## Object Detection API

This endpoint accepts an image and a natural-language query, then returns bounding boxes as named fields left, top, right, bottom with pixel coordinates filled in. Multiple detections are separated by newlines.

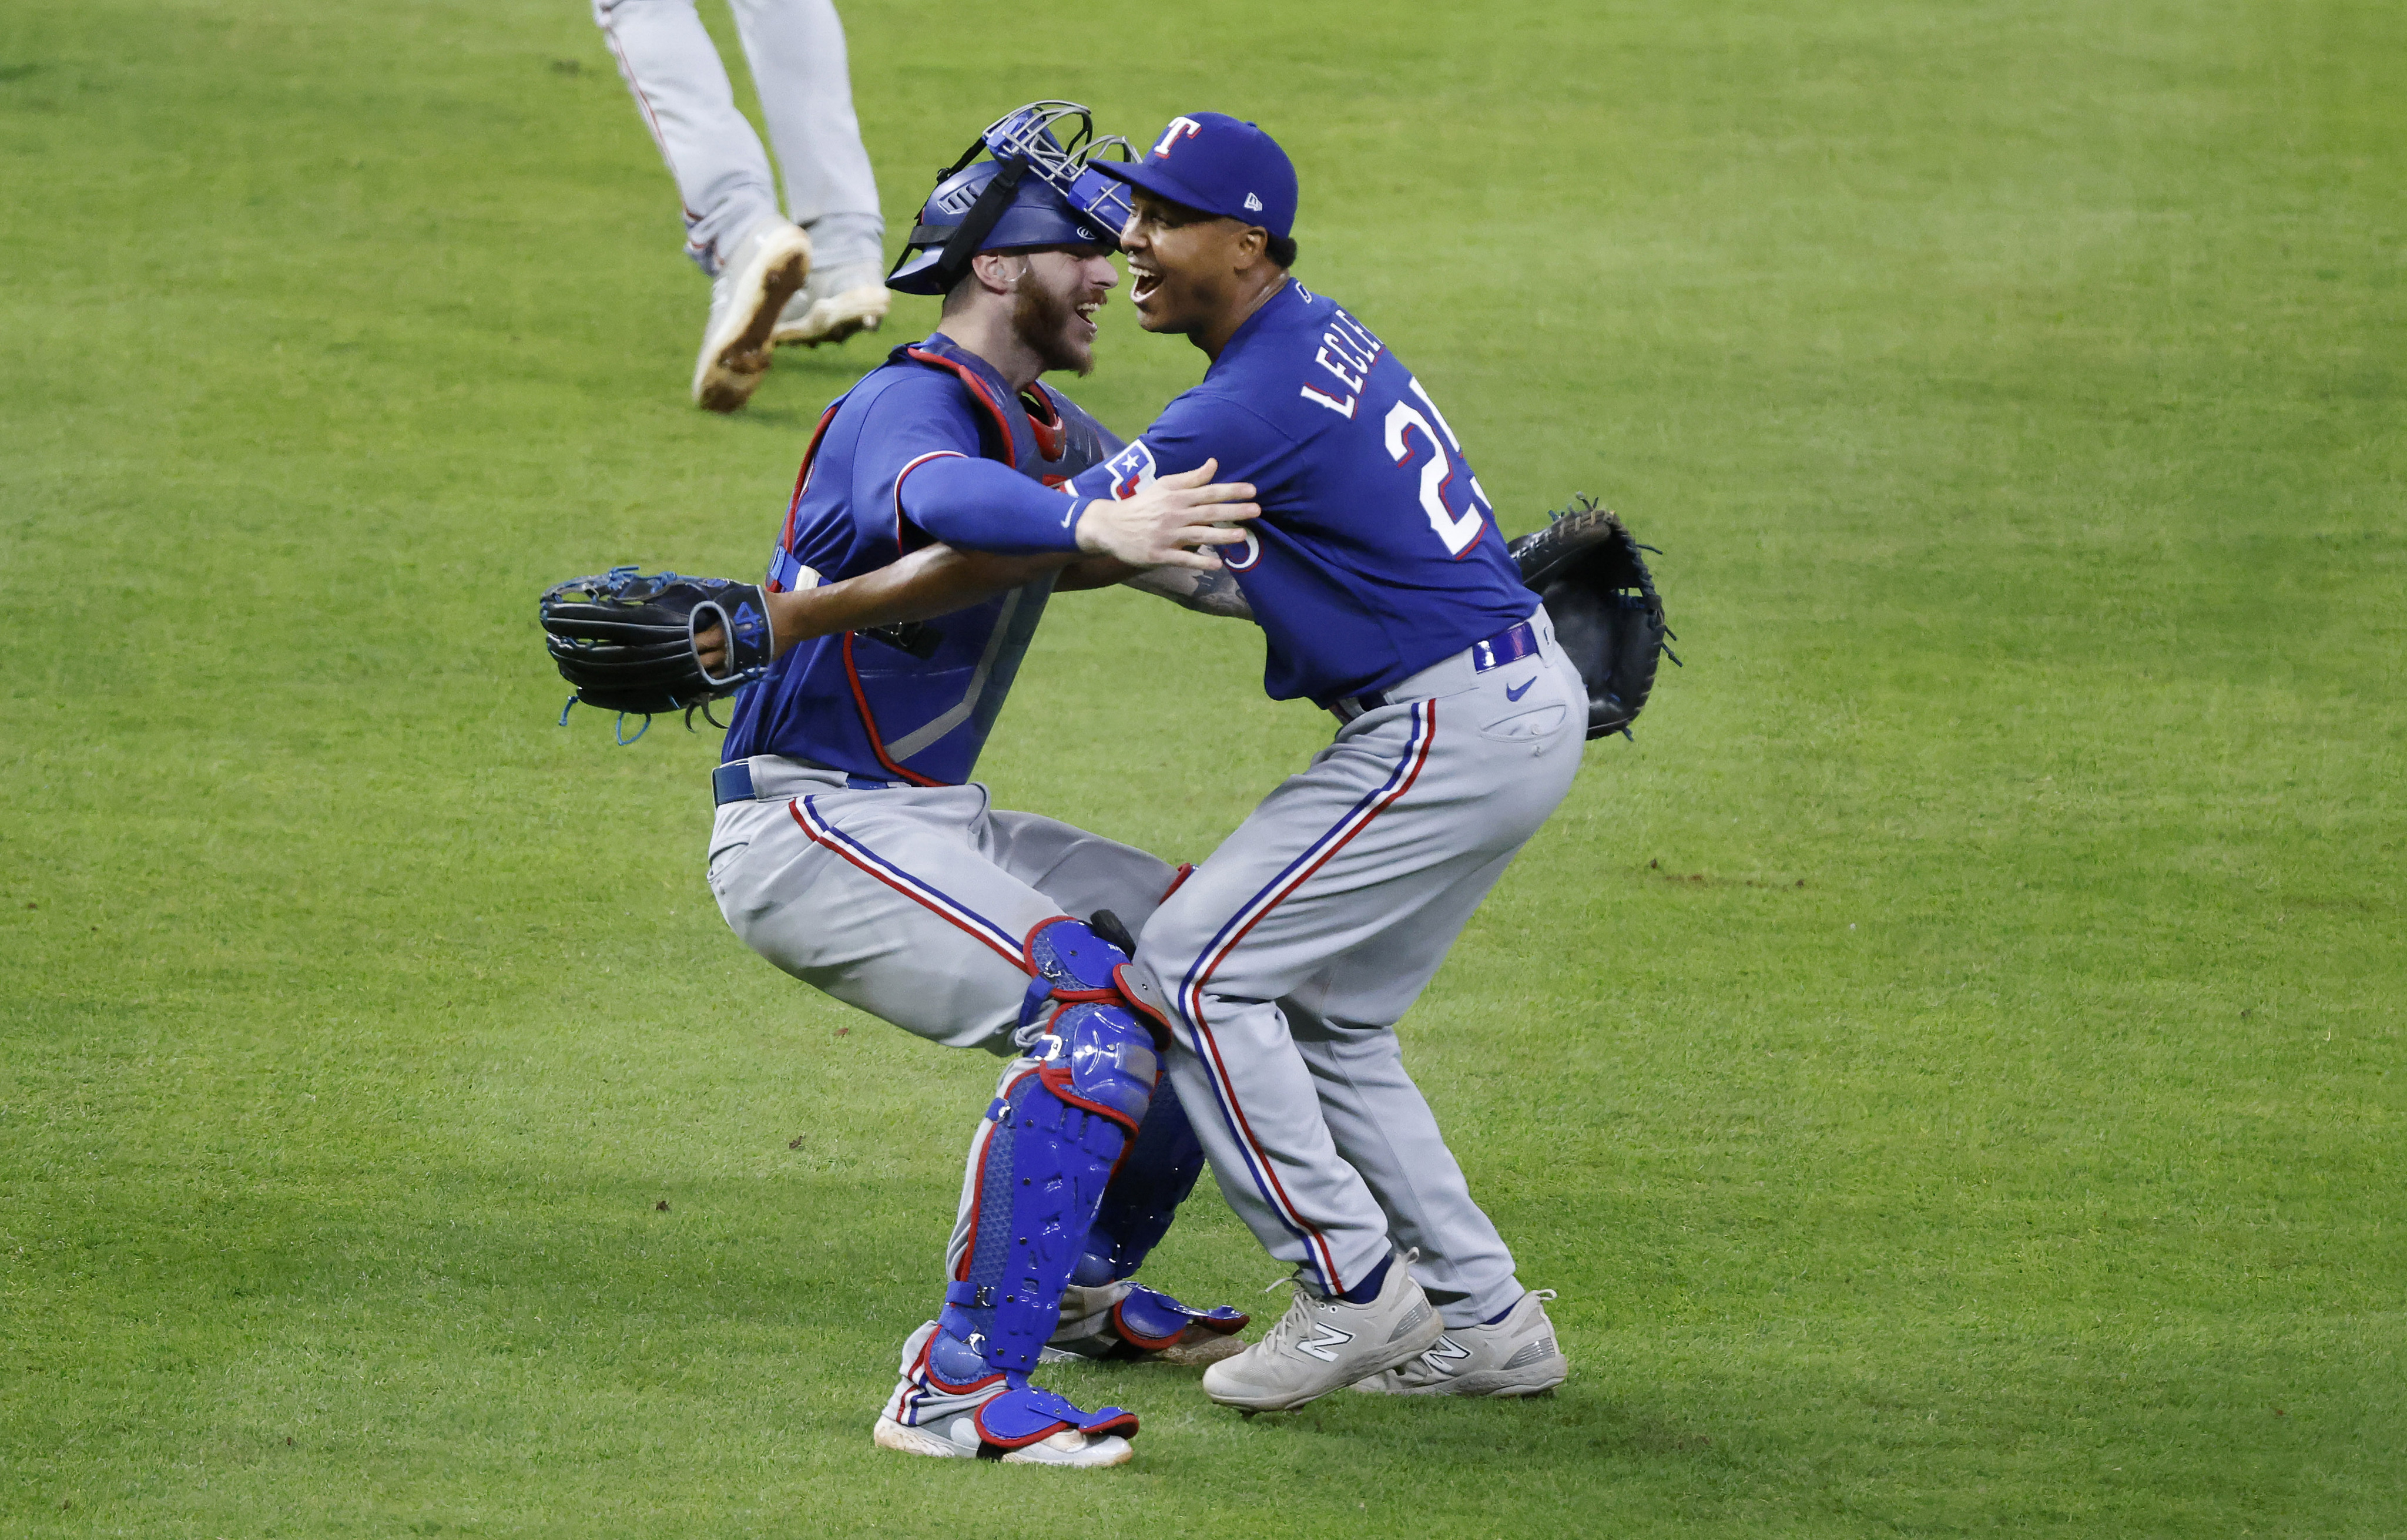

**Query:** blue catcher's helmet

left=886, top=102, right=1138, bottom=297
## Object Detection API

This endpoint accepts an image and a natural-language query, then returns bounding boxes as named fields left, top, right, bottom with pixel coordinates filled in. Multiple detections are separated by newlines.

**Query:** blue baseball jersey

left=720, top=335, right=1122, bottom=785
left=1064, top=280, right=1534, bottom=706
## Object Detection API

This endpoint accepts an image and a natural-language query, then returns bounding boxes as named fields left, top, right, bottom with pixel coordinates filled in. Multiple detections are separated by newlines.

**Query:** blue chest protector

left=720, top=334, right=1124, bottom=784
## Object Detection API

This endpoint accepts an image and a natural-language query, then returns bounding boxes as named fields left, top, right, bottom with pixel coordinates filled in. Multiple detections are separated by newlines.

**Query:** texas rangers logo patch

left=1102, top=440, right=1158, bottom=500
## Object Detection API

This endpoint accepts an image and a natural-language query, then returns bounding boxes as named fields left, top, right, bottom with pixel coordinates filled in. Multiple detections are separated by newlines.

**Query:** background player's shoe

left=1043, top=1282, right=1251, bottom=1367
left=772, top=261, right=889, bottom=348
left=1201, top=1254, right=1443, bottom=1413
left=1352, top=1288, right=1568, bottom=1398
left=691, top=217, right=812, bottom=412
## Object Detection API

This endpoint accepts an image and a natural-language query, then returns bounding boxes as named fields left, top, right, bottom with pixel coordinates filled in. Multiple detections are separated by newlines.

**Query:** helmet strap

left=923, top=160, right=1028, bottom=297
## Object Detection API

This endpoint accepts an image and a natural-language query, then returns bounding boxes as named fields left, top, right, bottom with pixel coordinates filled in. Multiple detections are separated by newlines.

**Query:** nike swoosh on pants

left=1504, top=677, right=1536, bottom=701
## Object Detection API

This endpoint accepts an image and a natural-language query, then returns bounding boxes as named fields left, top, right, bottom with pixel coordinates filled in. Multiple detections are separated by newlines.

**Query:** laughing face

left=1118, top=190, right=1255, bottom=337
left=1007, top=247, right=1118, bottom=377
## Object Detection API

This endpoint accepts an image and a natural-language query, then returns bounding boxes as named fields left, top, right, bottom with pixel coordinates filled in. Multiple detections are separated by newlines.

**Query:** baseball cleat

left=772, top=261, right=890, bottom=348
left=1043, top=1282, right=1251, bottom=1367
left=872, top=1411, right=1134, bottom=1467
left=692, top=217, right=812, bottom=412
left=1201, top=1253, right=1443, bottom=1414
left=1352, top=1289, right=1568, bottom=1398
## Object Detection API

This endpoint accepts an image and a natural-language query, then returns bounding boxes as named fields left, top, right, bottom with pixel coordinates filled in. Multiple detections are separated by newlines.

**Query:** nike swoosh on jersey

left=1505, top=677, right=1536, bottom=701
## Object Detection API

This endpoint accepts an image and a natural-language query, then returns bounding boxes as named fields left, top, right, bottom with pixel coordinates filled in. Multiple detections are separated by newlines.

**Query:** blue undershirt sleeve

left=896, top=455, right=1088, bottom=555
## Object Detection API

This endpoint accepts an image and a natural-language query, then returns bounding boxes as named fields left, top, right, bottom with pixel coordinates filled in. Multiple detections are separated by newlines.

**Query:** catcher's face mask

left=886, top=102, right=1138, bottom=297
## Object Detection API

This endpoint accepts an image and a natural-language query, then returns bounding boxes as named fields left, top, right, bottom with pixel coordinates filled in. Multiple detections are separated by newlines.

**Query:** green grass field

left=4, top=1, right=2402, bottom=1534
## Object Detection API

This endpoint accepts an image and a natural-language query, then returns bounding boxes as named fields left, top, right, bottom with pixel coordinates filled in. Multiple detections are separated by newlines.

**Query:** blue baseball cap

left=1094, top=112, right=1298, bottom=239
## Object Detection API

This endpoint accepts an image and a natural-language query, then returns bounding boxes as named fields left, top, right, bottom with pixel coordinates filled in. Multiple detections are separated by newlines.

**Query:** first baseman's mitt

left=1507, top=498, right=1678, bottom=740
left=539, top=566, right=773, bottom=734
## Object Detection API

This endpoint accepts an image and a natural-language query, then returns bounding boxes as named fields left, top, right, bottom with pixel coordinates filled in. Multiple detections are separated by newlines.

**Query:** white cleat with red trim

left=872, top=1411, right=1132, bottom=1467
left=877, top=1320, right=1139, bottom=1467
left=1201, top=1253, right=1442, bottom=1414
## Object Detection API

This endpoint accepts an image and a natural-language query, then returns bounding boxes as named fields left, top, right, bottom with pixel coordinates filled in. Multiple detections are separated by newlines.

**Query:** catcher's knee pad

left=943, top=989, right=1161, bottom=1376
left=1072, top=1074, right=1206, bottom=1288
left=1018, top=916, right=1168, bottom=1051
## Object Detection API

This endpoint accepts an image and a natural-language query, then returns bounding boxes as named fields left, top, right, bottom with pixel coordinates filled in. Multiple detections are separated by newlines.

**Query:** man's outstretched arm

left=1055, top=558, right=1254, bottom=619
left=695, top=544, right=1077, bottom=671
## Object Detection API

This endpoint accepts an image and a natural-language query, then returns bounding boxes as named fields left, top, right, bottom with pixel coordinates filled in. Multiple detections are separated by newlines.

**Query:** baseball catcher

left=540, top=104, right=1270, bottom=1468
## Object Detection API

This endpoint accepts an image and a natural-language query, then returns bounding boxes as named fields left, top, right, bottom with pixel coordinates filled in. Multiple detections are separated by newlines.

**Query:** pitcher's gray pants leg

left=1133, top=630, right=1586, bottom=1328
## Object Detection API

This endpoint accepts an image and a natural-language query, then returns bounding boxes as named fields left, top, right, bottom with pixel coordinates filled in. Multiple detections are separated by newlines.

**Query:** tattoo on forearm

left=1178, top=569, right=1252, bottom=618
left=1125, top=564, right=1253, bottom=619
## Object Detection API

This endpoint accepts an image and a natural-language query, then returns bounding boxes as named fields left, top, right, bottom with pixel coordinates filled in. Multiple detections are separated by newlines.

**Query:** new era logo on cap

left=1097, top=112, right=1299, bottom=239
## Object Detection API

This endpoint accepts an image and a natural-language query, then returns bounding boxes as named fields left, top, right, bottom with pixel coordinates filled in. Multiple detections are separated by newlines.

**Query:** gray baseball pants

left=706, top=766, right=1176, bottom=1053
left=592, top=0, right=883, bottom=276
left=1129, top=607, right=1587, bottom=1328
left=708, top=765, right=1188, bottom=1419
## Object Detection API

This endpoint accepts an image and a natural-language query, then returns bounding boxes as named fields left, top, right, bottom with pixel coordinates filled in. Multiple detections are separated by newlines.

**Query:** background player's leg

left=591, top=0, right=783, bottom=275
left=725, top=0, right=883, bottom=273
left=725, top=0, right=888, bottom=347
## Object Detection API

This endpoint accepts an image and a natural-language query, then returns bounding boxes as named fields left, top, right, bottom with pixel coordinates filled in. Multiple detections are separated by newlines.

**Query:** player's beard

left=1012, top=270, right=1095, bottom=378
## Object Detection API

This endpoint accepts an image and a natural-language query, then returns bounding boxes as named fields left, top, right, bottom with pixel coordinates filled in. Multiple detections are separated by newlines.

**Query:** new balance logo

left=1417, top=1336, right=1471, bottom=1375
left=1244, top=192, right=1264, bottom=212
left=1296, top=1320, right=1355, bottom=1363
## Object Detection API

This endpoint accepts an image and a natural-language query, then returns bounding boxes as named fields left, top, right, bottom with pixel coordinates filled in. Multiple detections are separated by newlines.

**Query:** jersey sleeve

left=897, top=457, right=1087, bottom=555
left=1063, top=389, right=1292, bottom=508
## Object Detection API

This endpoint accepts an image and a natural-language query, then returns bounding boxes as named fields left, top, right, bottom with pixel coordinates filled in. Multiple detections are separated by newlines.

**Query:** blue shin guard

left=1059, top=1016, right=1252, bottom=1354
left=1078, top=1075, right=1207, bottom=1286
left=915, top=920, right=1161, bottom=1445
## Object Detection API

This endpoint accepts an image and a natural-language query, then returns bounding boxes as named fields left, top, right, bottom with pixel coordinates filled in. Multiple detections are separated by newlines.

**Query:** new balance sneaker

left=1352, top=1289, right=1568, bottom=1398
left=1201, top=1255, right=1443, bottom=1413
left=771, top=261, right=890, bottom=348
left=692, top=217, right=812, bottom=412
left=1042, top=1282, right=1251, bottom=1367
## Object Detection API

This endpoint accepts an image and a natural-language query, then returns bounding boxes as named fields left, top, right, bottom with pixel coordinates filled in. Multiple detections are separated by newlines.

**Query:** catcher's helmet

left=886, top=102, right=1137, bottom=297
left=886, top=161, right=1111, bottom=296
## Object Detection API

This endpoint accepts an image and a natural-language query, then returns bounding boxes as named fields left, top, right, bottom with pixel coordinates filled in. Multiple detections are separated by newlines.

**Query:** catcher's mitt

left=1507, top=498, right=1678, bottom=740
left=539, top=566, right=774, bottom=739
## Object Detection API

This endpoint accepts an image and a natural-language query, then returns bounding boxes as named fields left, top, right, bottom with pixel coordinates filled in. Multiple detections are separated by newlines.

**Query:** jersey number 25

left=1383, top=377, right=1491, bottom=558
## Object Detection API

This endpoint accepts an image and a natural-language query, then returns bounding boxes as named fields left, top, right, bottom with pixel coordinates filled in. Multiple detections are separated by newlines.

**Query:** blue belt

left=1330, top=618, right=1541, bottom=720
left=712, top=759, right=911, bottom=804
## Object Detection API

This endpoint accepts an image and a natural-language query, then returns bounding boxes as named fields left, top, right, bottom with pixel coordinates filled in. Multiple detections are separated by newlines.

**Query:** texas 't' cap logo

left=1151, top=116, right=1203, bottom=158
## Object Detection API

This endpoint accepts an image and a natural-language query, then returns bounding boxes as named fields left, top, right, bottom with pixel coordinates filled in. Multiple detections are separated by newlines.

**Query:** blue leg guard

left=931, top=919, right=1160, bottom=1404
left=1058, top=1038, right=1251, bottom=1356
left=1076, top=1075, right=1207, bottom=1287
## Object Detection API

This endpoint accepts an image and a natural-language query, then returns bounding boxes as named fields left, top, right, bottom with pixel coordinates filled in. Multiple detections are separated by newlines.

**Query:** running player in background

left=592, top=0, right=891, bottom=411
